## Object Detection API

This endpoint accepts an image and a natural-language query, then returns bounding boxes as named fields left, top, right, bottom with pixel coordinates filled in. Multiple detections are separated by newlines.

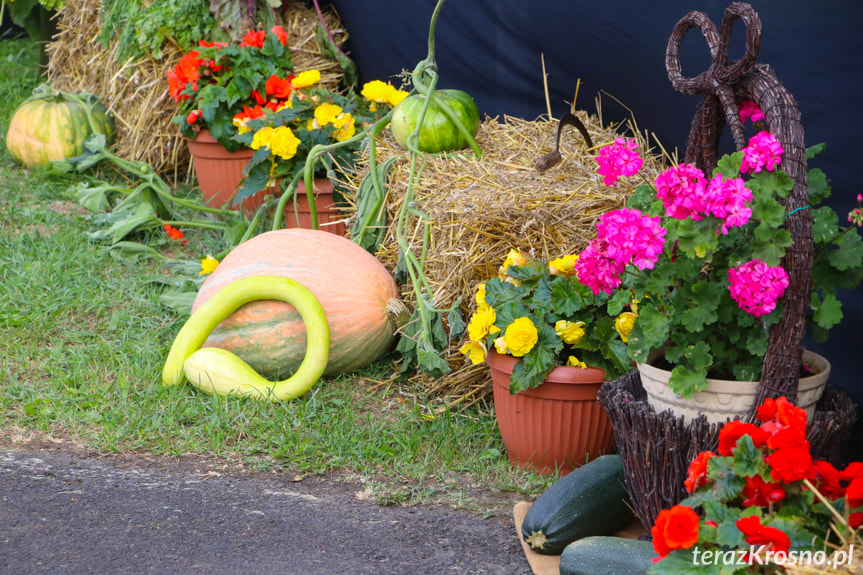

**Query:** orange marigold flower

left=650, top=505, right=700, bottom=557
left=684, top=451, right=715, bottom=493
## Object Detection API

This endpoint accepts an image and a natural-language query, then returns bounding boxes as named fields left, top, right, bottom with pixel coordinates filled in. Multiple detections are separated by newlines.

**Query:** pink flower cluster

left=738, top=100, right=764, bottom=123
left=741, top=131, right=784, bottom=174
left=595, top=138, right=643, bottom=187
left=653, top=163, right=753, bottom=235
left=575, top=208, right=667, bottom=294
left=728, top=259, right=790, bottom=317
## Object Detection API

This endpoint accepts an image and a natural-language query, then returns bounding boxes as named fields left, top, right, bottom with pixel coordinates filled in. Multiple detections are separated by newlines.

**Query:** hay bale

left=337, top=111, right=669, bottom=406
left=45, top=0, right=348, bottom=177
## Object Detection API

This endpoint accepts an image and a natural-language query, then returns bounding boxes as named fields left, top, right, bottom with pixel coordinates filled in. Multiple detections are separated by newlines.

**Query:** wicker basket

left=597, top=1, right=858, bottom=534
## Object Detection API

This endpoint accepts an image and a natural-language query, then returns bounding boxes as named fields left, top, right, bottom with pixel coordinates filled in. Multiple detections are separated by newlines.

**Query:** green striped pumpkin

left=191, top=229, right=406, bottom=379
left=6, top=87, right=115, bottom=168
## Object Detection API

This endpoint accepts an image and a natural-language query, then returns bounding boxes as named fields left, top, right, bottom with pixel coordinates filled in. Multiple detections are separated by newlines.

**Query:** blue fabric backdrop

left=329, top=0, right=862, bottom=457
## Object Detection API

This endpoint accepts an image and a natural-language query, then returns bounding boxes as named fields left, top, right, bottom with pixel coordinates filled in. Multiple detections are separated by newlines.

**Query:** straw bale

left=337, top=111, right=669, bottom=406
left=44, top=0, right=348, bottom=177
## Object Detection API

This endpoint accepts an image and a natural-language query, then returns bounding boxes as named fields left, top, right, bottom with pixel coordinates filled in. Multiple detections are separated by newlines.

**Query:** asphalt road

left=0, top=448, right=532, bottom=575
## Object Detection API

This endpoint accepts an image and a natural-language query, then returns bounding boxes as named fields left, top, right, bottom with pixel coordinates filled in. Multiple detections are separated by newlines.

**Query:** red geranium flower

left=718, top=421, right=769, bottom=456
left=270, top=25, right=288, bottom=46
left=767, top=446, right=813, bottom=484
left=651, top=505, right=700, bottom=557
left=850, top=512, right=863, bottom=529
left=685, top=450, right=715, bottom=493
left=809, top=460, right=844, bottom=500
left=847, top=478, right=863, bottom=509
left=841, top=462, right=863, bottom=482
left=240, top=30, right=266, bottom=48
left=736, top=515, right=790, bottom=554
left=741, top=475, right=786, bottom=507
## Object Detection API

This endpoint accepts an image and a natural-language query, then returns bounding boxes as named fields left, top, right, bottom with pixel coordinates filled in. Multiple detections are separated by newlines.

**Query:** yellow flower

left=361, top=80, right=392, bottom=103
left=291, top=69, right=321, bottom=89
left=555, top=320, right=586, bottom=345
left=475, top=282, right=486, bottom=306
left=499, top=248, right=528, bottom=277
left=467, top=304, right=500, bottom=341
left=503, top=317, right=538, bottom=357
left=615, top=312, right=638, bottom=343
left=549, top=254, right=579, bottom=276
left=493, top=336, right=508, bottom=355
left=199, top=255, right=219, bottom=275
left=314, top=102, right=343, bottom=126
left=250, top=126, right=275, bottom=150
left=387, top=88, right=409, bottom=107
left=333, top=113, right=355, bottom=142
left=566, top=356, right=587, bottom=368
left=268, top=126, right=301, bottom=160
left=276, top=98, right=294, bottom=112
left=460, top=339, right=487, bottom=364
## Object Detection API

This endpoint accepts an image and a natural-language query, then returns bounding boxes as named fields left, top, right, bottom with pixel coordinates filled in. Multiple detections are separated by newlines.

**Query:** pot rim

left=486, top=349, right=606, bottom=385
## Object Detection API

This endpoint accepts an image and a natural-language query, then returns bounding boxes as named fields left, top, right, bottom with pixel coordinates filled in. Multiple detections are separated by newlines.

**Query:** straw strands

left=338, top=111, right=669, bottom=406
left=45, top=0, right=348, bottom=177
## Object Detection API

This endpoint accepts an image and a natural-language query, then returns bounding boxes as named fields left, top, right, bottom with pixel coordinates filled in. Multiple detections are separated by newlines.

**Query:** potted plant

left=229, top=75, right=405, bottom=232
left=574, top=118, right=863, bottom=423
left=648, top=395, right=863, bottom=574
left=460, top=249, right=632, bottom=474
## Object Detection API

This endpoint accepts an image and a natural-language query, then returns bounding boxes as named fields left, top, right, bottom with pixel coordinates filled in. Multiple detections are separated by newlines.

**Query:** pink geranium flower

left=728, top=259, right=789, bottom=317
left=739, top=99, right=764, bottom=123
left=654, top=163, right=709, bottom=220
left=741, top=131, right=784, bottom=174
left=704, top=173, right=754, bottom=234
left=595, top=138, right=643, bottom=187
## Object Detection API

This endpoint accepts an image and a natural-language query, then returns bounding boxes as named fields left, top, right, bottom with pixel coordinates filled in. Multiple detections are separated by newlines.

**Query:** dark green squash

left=390, top=89, right=479, bottom=153
left=559, top=536, right=656, bottom=575
left=521, top=454, right=634, bottom=555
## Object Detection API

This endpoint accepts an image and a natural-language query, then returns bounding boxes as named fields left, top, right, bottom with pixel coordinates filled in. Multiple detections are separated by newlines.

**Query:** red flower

left=809, top=460, right=844, bottom=500
left=847, top=478, right=863, bottom=509
left=240, top=30, right=266, bottom=48
left=765, top=424, right=809, bottom=451
left=167, top=50, right=203, bottom=102
left=232, top=104, right=265, bottom=125
left=198, top=40, right=229, bottom=48
left=251, top=90, right=266, bottom=106
left=755, top=397, right=778, bottom=422
left=164, top=225, right=185, bottom=243
left=774, top=396, right=807, bottom=430
left=718, top=421, right=769, bottom=456
left=186, top=110, right=201, bottom=125
left=766, top=446, right=813, bottom=484
left=265, top=75, right=293, bottom=100
left=841, top=462, right=863, bottom=482
left=270, top=25, right=288, bottom=46
left=850, top=512, right=863, bottom=529
left=736, top=515, right=790, bottom=554
left=685, top=451, right=715, bottom=493
left=741, top=475, right=786, bottom=507
left=651, top=505, right=700, bottom=557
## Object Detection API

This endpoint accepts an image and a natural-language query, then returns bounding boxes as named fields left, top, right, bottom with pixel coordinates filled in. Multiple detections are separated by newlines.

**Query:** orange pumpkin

left=192, top=229, right=404, bottom=378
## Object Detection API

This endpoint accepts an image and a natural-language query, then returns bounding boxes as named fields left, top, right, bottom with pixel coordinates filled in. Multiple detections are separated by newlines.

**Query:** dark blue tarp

left=330, top=0, right=862, bottom=455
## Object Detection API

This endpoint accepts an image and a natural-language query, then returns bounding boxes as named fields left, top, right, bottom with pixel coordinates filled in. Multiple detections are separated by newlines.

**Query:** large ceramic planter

left=184, top=130, right=346, bottom=234
left=487, top=350, right=616, bottom=475
left=638, top=350, right=830, bottom=424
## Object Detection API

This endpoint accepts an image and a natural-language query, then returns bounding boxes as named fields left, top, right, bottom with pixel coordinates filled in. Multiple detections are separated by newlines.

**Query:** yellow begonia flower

left=387, top=89, right=409, bottom=107
left=269, top=126, right=301, bottom=160
left=567, top=356, right=587, bottom=368
left=333, top=113, right=355, bottom=142
left=493, top=336, right=508, bottom=355
left=615, top=312, right=638, bottom=343
left=291, top=70, right=321, bottom=89
left=314, top=102, right=343, bottom=126
left=467, top=304, right=500, bottom=341
left=499, top=248, right=528, bottom=277
left=250, top=126, right=276, bottom=150
left=549, top=254, right=579, bottom=276
left=555, top=320, right=586, bottom=345
left=361, top=80, right=391, bottom=103
left=503, top=317, right=538, bottom=357
left=199, top=255, right=219, bottom=275
left=460, top=339, right=487, bottom=364
left=475, top=283, right=486, bottom=306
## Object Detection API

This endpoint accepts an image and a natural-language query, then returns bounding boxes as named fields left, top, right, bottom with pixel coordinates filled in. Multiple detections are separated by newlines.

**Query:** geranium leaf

left=750, top=229, right=791, bottom=266
left=749, top=169, right=794, bottom=199
left=811, top=206, right=839, bottom=244
left=828, top=230, right=863, bottom=271
left=681, top=282, right=720, bottom=332
left=750, top=193, right=786, bottom=229
left=626, top=183, right=657, bottom=211
left=626, top=304, right=669, bottom=363
left=669, top=365, right=708, bottom=397
left=683, top=341, right=713, bottom=373
left=807, top=167, right=831, bottom=205
left=607, top=288, right=632, bottom=316
left=715, top=151, right=744, bottom=178
left=813, top=292, right=843, bottom=330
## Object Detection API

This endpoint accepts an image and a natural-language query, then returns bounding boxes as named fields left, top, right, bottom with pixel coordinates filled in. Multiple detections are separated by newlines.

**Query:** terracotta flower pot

left=184, top=130, right=346, bottom=235
left=637, top=349, right=830, bottom=424
left=487, top=350, right=616, bottom=475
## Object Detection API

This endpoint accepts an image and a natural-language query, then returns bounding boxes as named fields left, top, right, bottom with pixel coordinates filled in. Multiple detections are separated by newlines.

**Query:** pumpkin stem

left=386, top=298, right=412, bottom=330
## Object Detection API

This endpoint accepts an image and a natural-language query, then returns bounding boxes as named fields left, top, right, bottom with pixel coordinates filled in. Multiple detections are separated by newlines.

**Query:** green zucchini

left=559, top=536, right=655, bottom=575
left=521, top=454, right=633, bottom=555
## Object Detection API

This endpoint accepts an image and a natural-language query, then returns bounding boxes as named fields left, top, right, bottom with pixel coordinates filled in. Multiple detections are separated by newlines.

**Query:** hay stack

left=45, top=0, right=348, bottom=177
left=338, top=111, right=669, bottom=406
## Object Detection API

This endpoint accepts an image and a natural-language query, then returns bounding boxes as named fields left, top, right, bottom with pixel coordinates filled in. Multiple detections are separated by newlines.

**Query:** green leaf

left=812, top=292, right=843, bottom=330
left=626, top=183, right=657, bottom=211
left=807, top=167, right=831, bottom=205
left=647, top=549, right=722, bottom=575
left=626, top=303, right=670, bottom=363
left=750, top=229, right=791, bottom=266
left=417, top=347, right=450, bottom=378
left=669, top=365, right=708, bottom=397
left=828, top=230, right=863, bottom=271
left=715, top=151, right=744, bottom=178
left=607, top=288, right=632, bottom=316
left=806, top=143, right=827, bottom=160
left=731, top=435, right=764, bottom=477
left=158, top=291, right=197, bottom=315
left=748, top=169, right=794, bottom=199
left=680, top=282, right=720, bottom=332
left=549, top=276, right=590, bottom=316
left=750, top=193, right=786, bottom=229
left=447, top=304, right=467, bottom=345
left=811, top=206, right=840, bottom=244
left=684, top=341, right=713, bottom=373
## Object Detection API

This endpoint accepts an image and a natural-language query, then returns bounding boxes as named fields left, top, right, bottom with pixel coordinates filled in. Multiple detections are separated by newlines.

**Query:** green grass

left=0, top=38, right=551, bottom=510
